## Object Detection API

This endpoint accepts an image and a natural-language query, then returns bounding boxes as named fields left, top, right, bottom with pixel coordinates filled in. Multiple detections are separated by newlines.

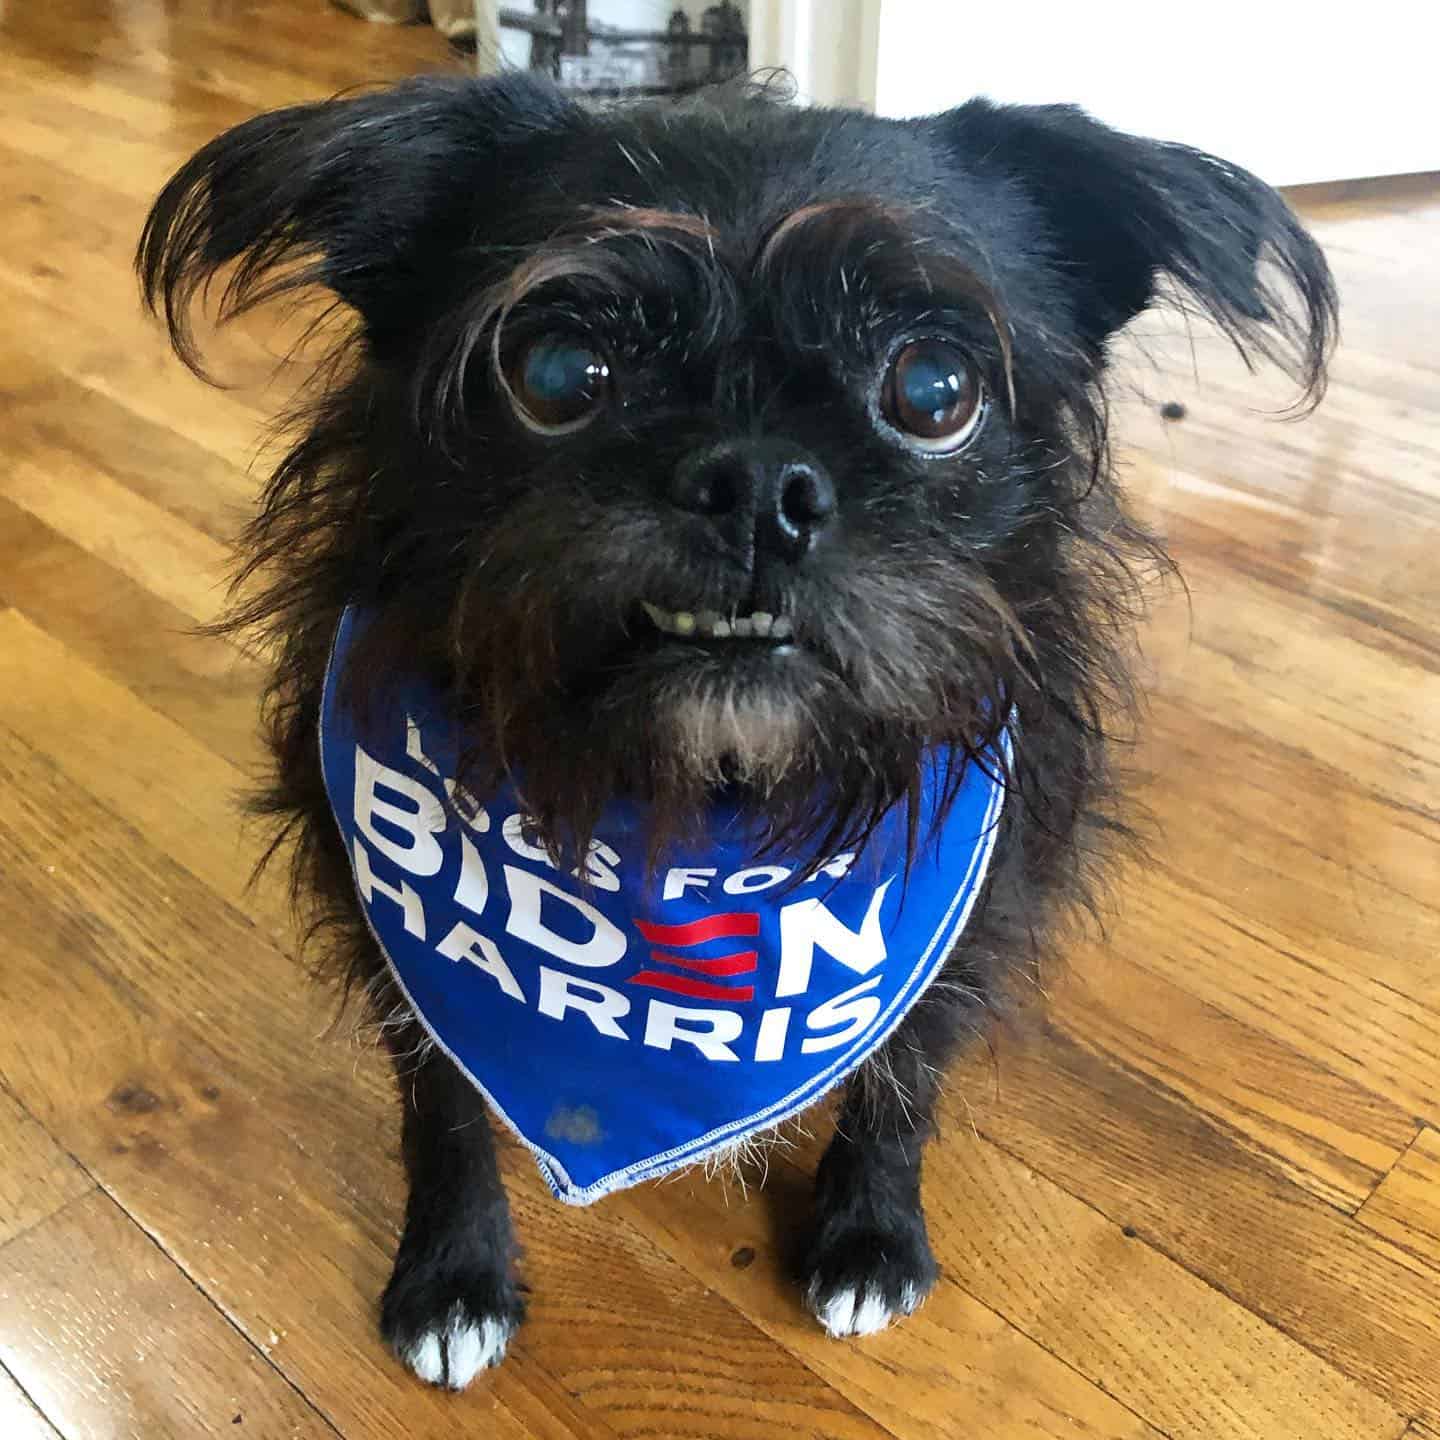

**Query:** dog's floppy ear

left=937, top=100, right=1337, bottom=403
left=138, top=73, right=581, bottom=374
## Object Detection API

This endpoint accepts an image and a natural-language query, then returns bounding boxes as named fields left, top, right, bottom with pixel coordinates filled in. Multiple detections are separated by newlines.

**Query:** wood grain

left=2, top=1, right=1437, bottom=1437
left=1359, top=1129, right=1440, bottom=1272
left=950, top=1020, right=1440, bottom=1421
left=617, top=1104, right=1407, bottom=1440
left=0, top=1089, right=92, bottom=1250
left=0, top=1190, right=336, bottom=1438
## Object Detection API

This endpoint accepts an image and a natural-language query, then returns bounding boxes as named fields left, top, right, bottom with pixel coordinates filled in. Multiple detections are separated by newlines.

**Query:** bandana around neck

left=319, top=608, right=1010, bottom=1204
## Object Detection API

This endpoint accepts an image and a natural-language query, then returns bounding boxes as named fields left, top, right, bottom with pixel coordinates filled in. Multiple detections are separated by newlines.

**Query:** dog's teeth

left=642, top=604, right=792, bottom=641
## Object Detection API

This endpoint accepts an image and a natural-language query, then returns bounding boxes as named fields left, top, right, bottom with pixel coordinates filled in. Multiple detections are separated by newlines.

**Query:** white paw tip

left=402, top=1305, right=513, bottom=1389
left=404, top=1329, right=445, bottom=1385
left=812, top=1285, right=889, bottom=1338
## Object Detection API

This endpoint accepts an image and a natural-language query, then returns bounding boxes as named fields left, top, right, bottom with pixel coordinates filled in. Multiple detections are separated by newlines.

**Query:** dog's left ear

left=935, top=100, right=1338, bottom=403
left=138, top=73, right=583, bottom=375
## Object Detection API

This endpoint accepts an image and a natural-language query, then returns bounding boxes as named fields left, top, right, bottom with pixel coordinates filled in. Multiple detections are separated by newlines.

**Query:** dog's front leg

left=380, top=1020, right=525, bottom=1387
left=802, top=1034, right=943, bottom=1338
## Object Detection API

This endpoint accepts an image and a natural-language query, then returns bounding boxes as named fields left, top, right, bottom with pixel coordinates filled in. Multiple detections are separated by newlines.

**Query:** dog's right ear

left=138, top=73, right=581, bottom=375
left=933, top=99, right=1337, bottom=408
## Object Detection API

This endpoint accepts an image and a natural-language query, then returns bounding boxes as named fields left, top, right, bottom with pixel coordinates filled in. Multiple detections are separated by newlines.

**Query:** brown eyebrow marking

left=581, top=205, right=720, bottom=242
left=757, top=198, right=1016, bottom=415
left=755, top=198, right=918, bottom=272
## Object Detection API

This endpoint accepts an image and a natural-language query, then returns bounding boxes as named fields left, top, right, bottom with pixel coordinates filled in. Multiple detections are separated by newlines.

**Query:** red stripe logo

left=634, top=913, right=759, bottom=945
left=647, top=950, right=757, bottom=977
left=629, top=912, right=762, bottom=1002
left=628, top=971, right=756, bottom=1003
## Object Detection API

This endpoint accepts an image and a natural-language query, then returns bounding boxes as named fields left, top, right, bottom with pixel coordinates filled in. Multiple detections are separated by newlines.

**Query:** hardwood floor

left=1, top=4, right=1436, bottom=1436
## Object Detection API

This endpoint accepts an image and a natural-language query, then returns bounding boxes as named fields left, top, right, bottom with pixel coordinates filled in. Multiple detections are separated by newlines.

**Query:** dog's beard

left=374, top=489, right=1031, bottom=869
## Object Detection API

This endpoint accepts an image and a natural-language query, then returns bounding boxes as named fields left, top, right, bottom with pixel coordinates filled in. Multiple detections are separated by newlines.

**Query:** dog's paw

left=381, top=1264, right=524, bottom=1389
left=394, top=1300, right=516, bottom=1389
left=802, top=1220, right=937, bottom=1339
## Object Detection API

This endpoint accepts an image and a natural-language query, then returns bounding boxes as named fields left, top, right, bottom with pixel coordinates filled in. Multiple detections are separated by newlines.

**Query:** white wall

left=749, top=0, right=878, bottom=108
left=868, top=0, right=1437, bottom=186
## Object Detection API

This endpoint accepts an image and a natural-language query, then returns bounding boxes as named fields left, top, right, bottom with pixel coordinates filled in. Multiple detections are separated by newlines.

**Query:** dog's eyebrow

left=754, top=199, right=917, bottom=273
left=756, top=199, right=1016, bottom=413
left=581, top=205, right=719, bottom=243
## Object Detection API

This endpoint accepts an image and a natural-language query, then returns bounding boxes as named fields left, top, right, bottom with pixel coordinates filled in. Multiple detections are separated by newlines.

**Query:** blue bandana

left=320, top=609, right=1009, bottom=1204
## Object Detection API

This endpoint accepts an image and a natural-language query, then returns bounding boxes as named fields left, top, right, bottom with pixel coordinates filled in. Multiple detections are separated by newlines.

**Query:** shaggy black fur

left=138, top=73, right=1335, bottom=1380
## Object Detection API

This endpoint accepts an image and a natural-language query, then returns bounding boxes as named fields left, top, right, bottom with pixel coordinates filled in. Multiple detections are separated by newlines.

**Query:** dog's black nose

left=670, top=441, right=836, bottom=561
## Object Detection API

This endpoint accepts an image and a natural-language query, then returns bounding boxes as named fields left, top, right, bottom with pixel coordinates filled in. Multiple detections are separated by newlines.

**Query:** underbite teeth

left=642, top=604, right=793, bottom=641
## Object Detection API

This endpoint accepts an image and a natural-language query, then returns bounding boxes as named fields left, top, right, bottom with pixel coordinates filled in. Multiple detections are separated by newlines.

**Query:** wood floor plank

left=0, top=363, right=258, bottom=544
left=1358, top=1129, right=1440, bottom=1272
left=0, top=1189, right=337, bottom=1439
left=0, top=609, right=288, bottom=937
left=954, top=1017, right=1440, bottom=1424
left=922, top=1137, right=1402, bottom=1440
left=1048, top=957, right=1417, bottom=1213
left=0, top=499, right=263, bottom=769
left=1123, top=867, right=1440, bottom=1128
left=0, top=280, right=272, bottom=477
left=0, top=0, right=454, bottom=120
left=0, top=1366, right=62, bottom=1440
left=621, top=1160, right=1167, bottom=1440
left=0, top=1090, right=92, bottom=1251
left=619, top=1124, right=1406, bottom=1440
left=0, top=452, right=229, bottom=627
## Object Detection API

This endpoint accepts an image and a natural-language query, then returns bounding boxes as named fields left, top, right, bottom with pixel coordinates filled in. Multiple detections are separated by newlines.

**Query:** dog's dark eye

left=510, top=336, right=611, bottom=433
left=880, top=341, right=984, bottom=454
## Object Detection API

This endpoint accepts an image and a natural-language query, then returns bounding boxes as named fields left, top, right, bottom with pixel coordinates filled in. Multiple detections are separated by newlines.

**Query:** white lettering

left=775, top=879, right=894, bottom=998
left=352, top=836, right=426, bottom=940
left=502, top=814, right=621, bottom=893
left=807, top=853, right=856, bottom=882
left=753, top=1006, right=792, bottom=1062
left=504, top=866, right=627, bottom=968
left=643, top=1002, right=743, bottom=1061
left=723, top=865, right=791, bottom=895
left=663, top=865, right=716, bottom=901
left=801, top=975, right=883, bottom=1054
left=353, top=744, right=445, bottom=876
left=453, top=834, right=489, bottom=917
left=537, top=968, right=631, bottom=1038
left=406, top=716, right=490, bottom=832
left=577, top=838, right=622, bottom=894
left=502, top=813, right=549, bottom=864
left=435, top=922, right=524, bottom=1002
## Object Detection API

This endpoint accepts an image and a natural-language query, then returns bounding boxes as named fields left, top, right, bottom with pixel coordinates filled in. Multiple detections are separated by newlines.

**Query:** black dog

left=139, top=74, right=1335, bottom=1387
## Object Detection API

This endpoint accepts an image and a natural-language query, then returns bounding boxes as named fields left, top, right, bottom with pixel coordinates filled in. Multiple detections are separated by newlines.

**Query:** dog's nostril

left=671, top=446, right=834, bottom=561
left=693, top=465, right=739, bottom=516
left=671, top=453, right=743, bottom=518
left=778, top=463, right=835, bottom=529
